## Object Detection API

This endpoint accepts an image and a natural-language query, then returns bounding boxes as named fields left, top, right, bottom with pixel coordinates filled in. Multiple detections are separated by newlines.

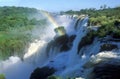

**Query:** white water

left=0, top=14, right=120, bottom=79
left=0, top=24, right=55, bottom=79
left=38, top=16, right=90, bottom=78
left=0, top=14, right=74, bottom=79
left=53, top=14, right=77, bottom=35
left=39, top=15, right=120, bottom=79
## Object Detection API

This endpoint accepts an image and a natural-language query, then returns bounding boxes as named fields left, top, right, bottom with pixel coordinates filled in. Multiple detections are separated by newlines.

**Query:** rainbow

left=43, top=12, right=59, bottom=28
left=41, top=11, right=65, bottom=36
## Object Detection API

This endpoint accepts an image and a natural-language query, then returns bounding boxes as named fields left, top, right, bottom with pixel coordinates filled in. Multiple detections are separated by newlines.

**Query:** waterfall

left=37, top=16, right=89, bottom=78
left=0, top=24, right=56, bottom=79
left=56, top=17, right=89, bottom=78
left=1, top=14, right=120, bottom=79
left=0, top=14, right=75, bottom=79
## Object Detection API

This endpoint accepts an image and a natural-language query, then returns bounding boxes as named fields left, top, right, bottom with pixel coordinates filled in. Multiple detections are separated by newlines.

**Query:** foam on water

left=0, top=14, right=120, bottom=79
left=0, top=14, right=75, bottom=79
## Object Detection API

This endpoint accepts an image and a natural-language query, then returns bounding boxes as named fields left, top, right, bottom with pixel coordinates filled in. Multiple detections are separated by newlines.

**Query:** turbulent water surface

left=0, top=14, right=120, bottom=79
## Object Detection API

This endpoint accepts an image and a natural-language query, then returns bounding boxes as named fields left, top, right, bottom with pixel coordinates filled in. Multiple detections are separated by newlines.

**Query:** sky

left=0, top=0, right=120, bottom=12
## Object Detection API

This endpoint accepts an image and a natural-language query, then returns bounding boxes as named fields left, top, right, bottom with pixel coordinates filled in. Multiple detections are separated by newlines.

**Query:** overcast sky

left=0, top=0, right=120, bottom=12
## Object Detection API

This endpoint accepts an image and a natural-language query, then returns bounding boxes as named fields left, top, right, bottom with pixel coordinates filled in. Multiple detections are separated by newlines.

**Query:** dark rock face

left=46, top=34, right=76, bottom=56
left=54, top=34, right=69, bottom=45
left=100, top=44, right=118, bottom=52
left=112, top=32, right=120, bottom=39
left=77, top=32, right=95, bottom=54
left=74, top=18, right=81, bottom=30
left=60, top=35, right=76, bottom=52
left=30, top=66, right=56, bottom=79
left=93, top=61, right=120, bottom=79
left=69, top=35, right=76, bottom=43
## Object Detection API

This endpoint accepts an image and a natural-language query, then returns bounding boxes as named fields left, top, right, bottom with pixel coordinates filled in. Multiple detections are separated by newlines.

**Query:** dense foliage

left=0, top=74, right=6, bottom=79
left=0, top=6, right=46, bottom=60
left=64, top=6, right=120, bottom=38
left=64, top=6, right=120, bottom=55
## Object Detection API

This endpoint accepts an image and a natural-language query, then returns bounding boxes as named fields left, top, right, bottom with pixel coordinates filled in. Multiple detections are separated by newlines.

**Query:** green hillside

left=0, top=6, right=46, bottom=60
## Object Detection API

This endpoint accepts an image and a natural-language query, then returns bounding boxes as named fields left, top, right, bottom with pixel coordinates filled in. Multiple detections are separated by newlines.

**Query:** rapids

left=0, top=13, right=120, bottom=79
left=0, top=14, right=75, bottom=79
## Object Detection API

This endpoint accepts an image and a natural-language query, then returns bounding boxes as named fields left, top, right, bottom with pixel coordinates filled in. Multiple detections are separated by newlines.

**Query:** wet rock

left=60, top=35, right=76, bottom=52
left=69, top=35, right=76, bottom=43
left=100, top=44, right=118, bottom=52
left=93, top=60, right=120, bottom=79
left=60, top=44, right=70, bottom=52
left=54, top=34, right=69, bottom=45
left=46, top=34, right=76, bottom=56
left=74, top=18, right=81, bottom=30
left=77, top=32, right=95, bottom=54
left=30, top=66, right=56, bottom=79
left=46, top=35, right=69, bottom=55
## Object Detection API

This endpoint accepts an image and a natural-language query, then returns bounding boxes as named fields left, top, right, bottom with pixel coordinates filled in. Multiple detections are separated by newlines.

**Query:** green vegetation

left=64, top=6, right=120, bottom=39
left=0, top=74, right=6, bottom=79
left=0, top=6, right=46, bottom=60
left=64, top=6, right=120, bottom=54
left=48, top=75, right=75, bottom=79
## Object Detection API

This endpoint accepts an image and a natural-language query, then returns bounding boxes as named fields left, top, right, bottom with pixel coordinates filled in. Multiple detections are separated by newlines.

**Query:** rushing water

left=0, top=14, right=120, bottom=79
left=0, top=14, right=74, bottom=79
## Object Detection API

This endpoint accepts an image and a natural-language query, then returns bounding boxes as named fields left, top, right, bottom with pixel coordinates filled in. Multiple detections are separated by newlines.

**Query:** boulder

left=30, top=66, right=56, bottom=79
left=93, top=59, right=120, bottom=79
left=60, top=35, right=76, bottom=52
left=54, top=34, right=69, bottom=45
left=46, top=34, right=76, bottom=56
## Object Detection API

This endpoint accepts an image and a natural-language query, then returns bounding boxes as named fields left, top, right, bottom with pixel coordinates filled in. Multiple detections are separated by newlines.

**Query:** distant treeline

left=62, top=6, right=120, bottom=47
left=61, top=6, right=120, bottom=18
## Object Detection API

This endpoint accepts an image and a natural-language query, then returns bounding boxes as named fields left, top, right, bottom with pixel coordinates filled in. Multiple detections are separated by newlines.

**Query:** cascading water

left=0, top=23, right=56, bottom=79
left=44, top=16, right=89, bottom=78
left=0, top=13, right=120, bottom=79
left=30, top=14, right=120, bottom=79
left=0, top=14, right=75, bottom=79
